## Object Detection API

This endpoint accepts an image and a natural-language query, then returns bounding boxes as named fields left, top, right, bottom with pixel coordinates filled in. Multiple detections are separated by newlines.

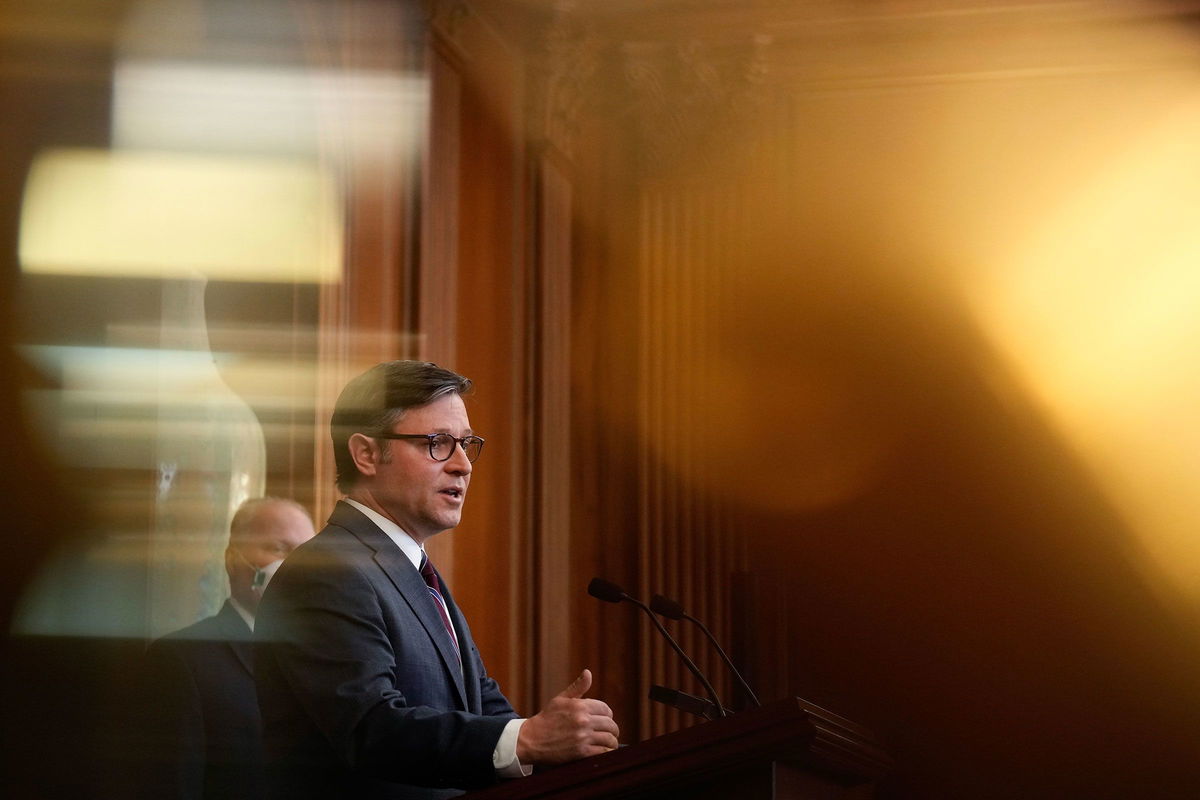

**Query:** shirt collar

left=228, top=596, right=255, bottom=632
left=343, top=497, right=425, bottom=570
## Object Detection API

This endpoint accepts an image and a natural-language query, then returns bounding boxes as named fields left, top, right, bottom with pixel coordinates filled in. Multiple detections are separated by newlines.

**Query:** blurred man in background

left=142, top=497, right=316, bottom=800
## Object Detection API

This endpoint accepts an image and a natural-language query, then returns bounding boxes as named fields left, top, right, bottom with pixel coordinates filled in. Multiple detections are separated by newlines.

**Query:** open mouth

left=440, top=488, right=463, bottom=500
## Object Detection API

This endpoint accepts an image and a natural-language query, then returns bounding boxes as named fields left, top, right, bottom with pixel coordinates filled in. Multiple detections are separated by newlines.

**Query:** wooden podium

left=464, top=698, right=892, bottom=800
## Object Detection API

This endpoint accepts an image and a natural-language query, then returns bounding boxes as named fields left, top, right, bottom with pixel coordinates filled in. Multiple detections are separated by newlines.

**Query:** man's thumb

left=560, top=668, right=592, bottom=699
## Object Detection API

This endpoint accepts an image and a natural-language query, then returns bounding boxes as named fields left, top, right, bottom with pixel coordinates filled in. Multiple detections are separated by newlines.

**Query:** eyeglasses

left=371, top=432, right=485, bottom=463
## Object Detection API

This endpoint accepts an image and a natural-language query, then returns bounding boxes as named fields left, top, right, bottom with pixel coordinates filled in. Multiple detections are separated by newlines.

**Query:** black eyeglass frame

left=370, top=432, right=485, bottom=463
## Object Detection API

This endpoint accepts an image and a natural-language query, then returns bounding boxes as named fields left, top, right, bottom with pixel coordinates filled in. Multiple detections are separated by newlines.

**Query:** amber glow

left=969, top=91, right=1200, bottom=608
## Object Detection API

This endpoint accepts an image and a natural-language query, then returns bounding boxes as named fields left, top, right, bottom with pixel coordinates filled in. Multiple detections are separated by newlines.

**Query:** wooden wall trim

left=418, top=43, right=462, bottom=581
left=425, top=3, right=536, bottom=710
left=420, top=45, right=462, bottom=371
left=535, top=152, right=574, bottom=701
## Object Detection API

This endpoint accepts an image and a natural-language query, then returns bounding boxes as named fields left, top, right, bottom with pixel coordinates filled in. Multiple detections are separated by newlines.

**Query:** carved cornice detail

left=621, top=32, right=774, bottom=177
left=540, top=0, right=601, bottom=162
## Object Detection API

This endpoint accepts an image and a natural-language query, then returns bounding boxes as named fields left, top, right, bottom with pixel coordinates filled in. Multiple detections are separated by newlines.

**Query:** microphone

left=650, top=593, right=761, bottom=708
left=648, top=684, right=721, bottom=721
left=587, top=578, right=727, bottom=718
left=587, top=577, right=627, bottom=604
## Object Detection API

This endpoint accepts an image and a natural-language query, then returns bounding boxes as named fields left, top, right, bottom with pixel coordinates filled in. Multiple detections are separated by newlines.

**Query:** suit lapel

left=333, top=502, right=468, bottom=710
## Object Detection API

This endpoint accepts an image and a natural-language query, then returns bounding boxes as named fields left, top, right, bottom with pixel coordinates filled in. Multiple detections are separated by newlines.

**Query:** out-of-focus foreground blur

left=3, top=0, right=1200, bottom=797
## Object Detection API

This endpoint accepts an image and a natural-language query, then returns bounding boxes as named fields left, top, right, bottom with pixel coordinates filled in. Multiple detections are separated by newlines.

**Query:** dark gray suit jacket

left=142, top=600, right=264, bottom=800
left=255, top=502, right=517, bottom=799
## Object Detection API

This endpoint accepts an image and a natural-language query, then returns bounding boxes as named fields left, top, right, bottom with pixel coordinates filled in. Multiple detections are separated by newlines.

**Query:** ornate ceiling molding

left=541, top=1, right=601, bottom=162
left=620, top=32, right=775, bottom=177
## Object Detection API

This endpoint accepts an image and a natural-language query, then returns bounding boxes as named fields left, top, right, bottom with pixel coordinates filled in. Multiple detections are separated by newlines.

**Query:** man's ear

left=347, top=433, right=382, bottom=478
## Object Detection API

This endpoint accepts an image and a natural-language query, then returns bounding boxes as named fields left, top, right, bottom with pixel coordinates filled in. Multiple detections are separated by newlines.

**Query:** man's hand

left=516, top=669, right=619, bottom=764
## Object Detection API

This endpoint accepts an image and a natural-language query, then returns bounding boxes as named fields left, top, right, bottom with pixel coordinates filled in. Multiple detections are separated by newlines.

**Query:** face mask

left=232, top=547, right=285, bottom=595
left=251, top=558, right=284, bottom=594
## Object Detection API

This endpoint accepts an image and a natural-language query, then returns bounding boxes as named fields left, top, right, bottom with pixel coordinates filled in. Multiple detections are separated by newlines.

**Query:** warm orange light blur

left=969, top=87, right=1200, bottom=610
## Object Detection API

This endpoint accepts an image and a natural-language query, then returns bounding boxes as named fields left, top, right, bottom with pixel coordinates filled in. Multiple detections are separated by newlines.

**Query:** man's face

left=227, top=502, right=315, bottom=610
left=236, top=503, right=315, bottom=570
left=369, top=392, right=474, bottom=543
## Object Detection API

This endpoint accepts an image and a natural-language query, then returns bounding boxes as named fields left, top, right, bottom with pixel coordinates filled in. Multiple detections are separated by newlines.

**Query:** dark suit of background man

left=255, top=360, right=619, bottom=799
left=142, top=497, right=316, bottom=799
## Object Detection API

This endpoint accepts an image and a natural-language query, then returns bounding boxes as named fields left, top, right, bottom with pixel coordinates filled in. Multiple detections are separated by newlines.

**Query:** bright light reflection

left=18, top=147, right=342, bottom=282
left=113, top=60, right=429, bottom=162
left=14, top=342, right=268, bottom=638
left=970, top=92, right=1200, bottom=609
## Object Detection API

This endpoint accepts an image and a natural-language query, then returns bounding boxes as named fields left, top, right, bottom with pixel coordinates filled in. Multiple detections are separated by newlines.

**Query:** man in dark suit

left=255, top=361, right=618, bottom=799
left=142, top=497, right=315, bottom=799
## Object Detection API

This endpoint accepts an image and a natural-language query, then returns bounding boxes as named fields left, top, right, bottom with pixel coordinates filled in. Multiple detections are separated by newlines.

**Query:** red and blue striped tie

left=420, top=554, right=461, bottom=665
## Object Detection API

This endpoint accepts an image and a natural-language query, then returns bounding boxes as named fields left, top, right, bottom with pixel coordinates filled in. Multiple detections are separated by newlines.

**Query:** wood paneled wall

left=634, top=183, right=751, bottom=735
left=428, top=6, right=534, bottom=711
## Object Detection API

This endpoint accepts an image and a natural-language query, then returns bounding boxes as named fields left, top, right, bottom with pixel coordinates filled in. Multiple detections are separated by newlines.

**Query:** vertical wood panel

left=420, top=42, right=463, bottom=579
left=427, top=4, right=533, bottom=712
left=636, top=180, right=751, bottom=737
left=536, top=154, right=574, bottom=701
left=420, top=45, right=462, bottom=372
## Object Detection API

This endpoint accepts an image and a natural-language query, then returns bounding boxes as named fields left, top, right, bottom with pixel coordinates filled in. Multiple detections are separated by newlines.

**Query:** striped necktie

left=419, top=553, right=461, bottom=664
